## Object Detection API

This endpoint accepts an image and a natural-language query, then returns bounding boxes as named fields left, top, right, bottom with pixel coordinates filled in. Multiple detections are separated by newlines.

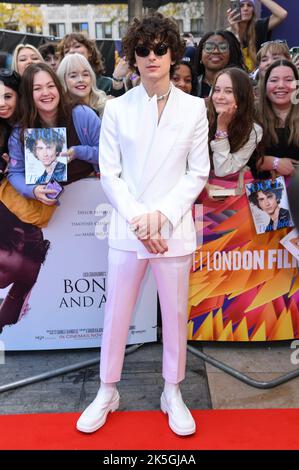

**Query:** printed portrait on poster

left=24, top=127, right=67, bottom=185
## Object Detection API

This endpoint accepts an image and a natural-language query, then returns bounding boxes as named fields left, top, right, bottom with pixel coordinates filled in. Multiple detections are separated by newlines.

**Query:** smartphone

left=45, top=177, right=64, bottom=200
left=0, top=156, right=6, bottom=173
left=230, top=0, right=242, bottom=22
left=290, top=47, right=299, bottom=58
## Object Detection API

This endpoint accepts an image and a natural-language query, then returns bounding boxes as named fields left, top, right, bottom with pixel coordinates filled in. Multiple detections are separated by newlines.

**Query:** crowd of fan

left=1, top=0, right=299, bottom=195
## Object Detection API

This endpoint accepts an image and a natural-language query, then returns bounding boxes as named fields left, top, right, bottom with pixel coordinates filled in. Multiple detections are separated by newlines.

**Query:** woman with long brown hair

left=227, top=0, right=287, bottom=72
left=254, top=59, right=299, bottom=178
left=7, top=62, right=101, bottom=206
left=208, top=67, right=262, bottom=177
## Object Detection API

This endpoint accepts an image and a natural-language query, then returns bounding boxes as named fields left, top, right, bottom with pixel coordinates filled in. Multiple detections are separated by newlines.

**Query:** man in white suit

left=77, top=12, right=210, bottom=436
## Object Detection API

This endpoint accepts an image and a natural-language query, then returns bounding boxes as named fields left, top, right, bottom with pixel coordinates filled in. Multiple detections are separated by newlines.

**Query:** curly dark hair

left=122, top=12, right=186, bottom=75
left=56, top=33, right=105, bottom=75
left=248, top=179, right=284, bottom=209
left=25, top=128, right=66, bottom=156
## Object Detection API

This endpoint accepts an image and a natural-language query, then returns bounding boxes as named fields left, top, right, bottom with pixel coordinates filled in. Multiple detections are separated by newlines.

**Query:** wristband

left=215, top=129, right=228, bottom=139
left=272, top=157, right=279, bottom=171
left=112, top=75, right=123, bottom=82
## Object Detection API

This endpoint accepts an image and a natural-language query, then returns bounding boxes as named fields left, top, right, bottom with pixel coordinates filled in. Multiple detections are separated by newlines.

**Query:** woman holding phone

left=0, top=63, right=101, bottom=333
left=227, top=0, right=288, bottom=72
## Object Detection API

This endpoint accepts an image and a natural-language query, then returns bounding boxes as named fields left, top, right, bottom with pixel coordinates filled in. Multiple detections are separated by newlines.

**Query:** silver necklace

left=156, top=83, right=172, bottom=101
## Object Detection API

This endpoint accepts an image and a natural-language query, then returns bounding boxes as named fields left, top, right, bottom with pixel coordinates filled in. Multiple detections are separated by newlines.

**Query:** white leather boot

left=76, top=382, right=119, bottom=433
left=160, top=382, right=196, bottom=436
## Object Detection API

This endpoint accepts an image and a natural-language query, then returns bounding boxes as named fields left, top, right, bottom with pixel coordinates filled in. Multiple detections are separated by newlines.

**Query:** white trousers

left=100, top=248, right=193, bottom=384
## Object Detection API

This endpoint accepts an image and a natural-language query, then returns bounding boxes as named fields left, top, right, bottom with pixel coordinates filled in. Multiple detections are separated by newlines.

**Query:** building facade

left=39, top=2, right=205, bottom=40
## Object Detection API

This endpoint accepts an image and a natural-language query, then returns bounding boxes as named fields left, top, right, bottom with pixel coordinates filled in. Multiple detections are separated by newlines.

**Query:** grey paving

left=202, top=340, right=299, bottom=373
left=0, top=341, right=211, bottom=415
left=202, top=340, right=299, bottom=409
left=2, top=339, right=298, bottom=415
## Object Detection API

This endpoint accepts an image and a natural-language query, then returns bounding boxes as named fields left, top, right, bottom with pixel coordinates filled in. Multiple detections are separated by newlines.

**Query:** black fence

left=0, top=29, right=119, bottom=77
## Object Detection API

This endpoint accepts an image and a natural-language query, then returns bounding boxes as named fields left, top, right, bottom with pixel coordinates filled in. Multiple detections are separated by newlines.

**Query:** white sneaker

left=76, top=389, right=120, bottom=433
left=160, top=391, right=196, bottom=436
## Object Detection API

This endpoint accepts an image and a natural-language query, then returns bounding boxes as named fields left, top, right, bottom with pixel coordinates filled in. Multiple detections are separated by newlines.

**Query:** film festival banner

left=0, top=178, right=157, bottom=350
left=188, top=171, right=299, bottom=342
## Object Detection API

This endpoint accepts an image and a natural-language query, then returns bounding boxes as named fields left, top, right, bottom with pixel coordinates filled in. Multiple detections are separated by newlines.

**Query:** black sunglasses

left=135, top=42, right=169, bottom=57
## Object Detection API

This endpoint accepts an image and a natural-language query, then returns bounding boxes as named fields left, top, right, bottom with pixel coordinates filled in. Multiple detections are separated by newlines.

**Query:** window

left=49, top=23, right=65, bottom=38
left=72, top=23, right=89, bottom=34
left=175, top=19, right=184, bottom=34
left=190, top=18, right=204, bottom=36
left=4, top=21, right=18, bottom=31
left=118, top=21, right=128, bottom=39
left=95, top=22, right=112, bottom=39
left=26, top=25, right=38, bottom=34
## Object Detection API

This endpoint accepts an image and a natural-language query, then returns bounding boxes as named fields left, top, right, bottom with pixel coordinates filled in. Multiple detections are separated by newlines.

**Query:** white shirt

left=211, top=122, right=263, bottom=177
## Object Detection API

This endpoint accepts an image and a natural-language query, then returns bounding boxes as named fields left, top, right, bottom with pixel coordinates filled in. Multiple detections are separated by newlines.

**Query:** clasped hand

left=130, top=210, right=169, bottom=254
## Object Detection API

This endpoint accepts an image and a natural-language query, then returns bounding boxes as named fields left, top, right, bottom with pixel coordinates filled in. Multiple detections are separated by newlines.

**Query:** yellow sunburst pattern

left=188, top=174, right=299, bottom=341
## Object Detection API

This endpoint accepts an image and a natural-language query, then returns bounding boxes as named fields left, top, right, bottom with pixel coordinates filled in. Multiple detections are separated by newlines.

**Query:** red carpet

left=0, top=408, right=298, bottom=450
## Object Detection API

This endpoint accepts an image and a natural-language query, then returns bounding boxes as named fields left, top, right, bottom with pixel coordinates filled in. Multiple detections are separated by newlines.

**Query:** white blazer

left=99, top=83, right=210, bottom=258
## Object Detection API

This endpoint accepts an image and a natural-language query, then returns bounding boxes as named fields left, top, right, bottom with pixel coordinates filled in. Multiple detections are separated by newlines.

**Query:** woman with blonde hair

left=11, top=43, right=44, bottom=76
left=227, top=0, right=287, bottom=72
left=57, top=53, right=107, bottom=117
left=256, top=40, right=290, bottom=78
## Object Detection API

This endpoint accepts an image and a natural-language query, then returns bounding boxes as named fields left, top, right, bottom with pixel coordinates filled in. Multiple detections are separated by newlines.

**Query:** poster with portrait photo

left=245, top=176, right=294, bottom=235
left=0, top=179, right=157, bottom=350
left=280, top=228, right=299, bottom=262
left=24, top=127, right=67, bottom=185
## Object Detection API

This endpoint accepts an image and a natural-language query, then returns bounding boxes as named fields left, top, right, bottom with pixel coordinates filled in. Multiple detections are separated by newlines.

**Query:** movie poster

left=0, top=178, right=157, bottom=350
left=188, top=171, right=299, bottom=342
